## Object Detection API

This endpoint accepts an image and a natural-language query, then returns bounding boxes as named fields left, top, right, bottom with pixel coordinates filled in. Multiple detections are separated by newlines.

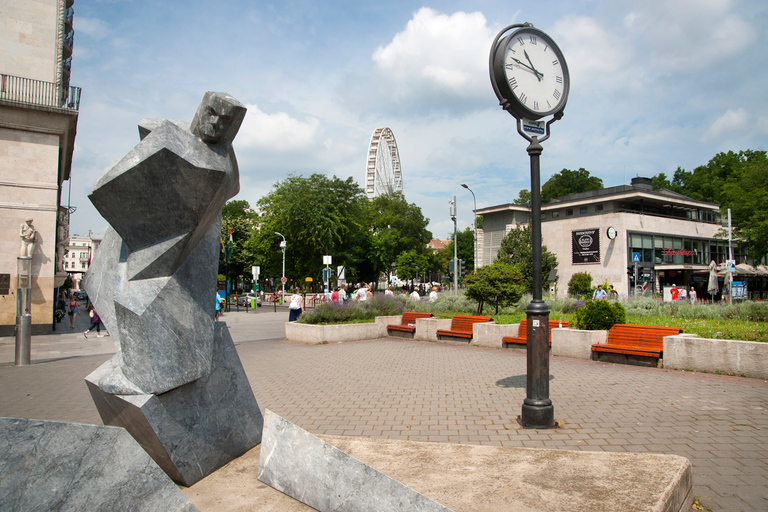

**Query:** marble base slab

left=0, top=417, right=198, bottom=512
left=86, top=322, right=263, bottom=487
left=258, top=410, right=454, bottom=512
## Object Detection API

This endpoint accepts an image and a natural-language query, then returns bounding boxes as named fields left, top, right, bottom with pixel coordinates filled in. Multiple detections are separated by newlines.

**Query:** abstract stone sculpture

left=0, top=417, right=199, bottom=511
left=83, top=92, right=262, bottom=486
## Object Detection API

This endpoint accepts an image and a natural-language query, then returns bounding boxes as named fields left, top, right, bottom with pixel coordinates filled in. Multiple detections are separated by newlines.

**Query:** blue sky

left=68, top=0, right=768, bottom=241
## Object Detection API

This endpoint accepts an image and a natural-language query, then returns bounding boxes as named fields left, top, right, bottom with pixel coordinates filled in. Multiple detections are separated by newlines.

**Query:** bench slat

left=387, top=312, right=433, bottom=334
left=437, top=315, right=492, bottom=340
left=502, top=319, right=571, bottom=346
left=592, top=324, right=682, bottom=359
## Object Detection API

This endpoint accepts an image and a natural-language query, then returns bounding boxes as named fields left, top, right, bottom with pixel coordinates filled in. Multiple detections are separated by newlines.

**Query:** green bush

left=568, top=272, right=592, bottom=297
left=576, top=299, right=626, bottom=330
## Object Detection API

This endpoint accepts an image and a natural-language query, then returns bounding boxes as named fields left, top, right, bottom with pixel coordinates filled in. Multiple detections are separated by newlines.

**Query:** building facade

left=476, top=177, right=735, bottom=299
left=0, top=0, right=80, bottom=334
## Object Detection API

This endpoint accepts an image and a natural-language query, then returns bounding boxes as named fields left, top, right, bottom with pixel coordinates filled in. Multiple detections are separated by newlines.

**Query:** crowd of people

left=56, top=290, right=104, bottom=337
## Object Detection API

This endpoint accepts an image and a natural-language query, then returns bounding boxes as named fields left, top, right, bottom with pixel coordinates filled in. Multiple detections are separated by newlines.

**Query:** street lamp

left=461, top=183, right=478, bottom=270
left=275, top=232, right=286, bottom=304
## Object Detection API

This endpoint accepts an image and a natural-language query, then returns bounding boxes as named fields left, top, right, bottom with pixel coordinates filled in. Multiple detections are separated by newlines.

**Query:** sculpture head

left=190, top=92, right=246, bottom=144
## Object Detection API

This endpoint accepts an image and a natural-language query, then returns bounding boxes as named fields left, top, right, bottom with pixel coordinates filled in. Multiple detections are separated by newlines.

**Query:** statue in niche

left=19, top=218, right=37, bottom=257
left=55, top=208, right=69, bottom=273
left=84, top=91, right=246, bottom=395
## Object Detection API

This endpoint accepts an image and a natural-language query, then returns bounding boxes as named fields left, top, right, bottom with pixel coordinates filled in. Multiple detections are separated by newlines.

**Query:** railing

left=0, top=74, right=81, bottom=110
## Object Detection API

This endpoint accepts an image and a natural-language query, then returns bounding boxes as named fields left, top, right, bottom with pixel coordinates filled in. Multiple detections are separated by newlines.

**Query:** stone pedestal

left=86, top=322, right=262, bottom=487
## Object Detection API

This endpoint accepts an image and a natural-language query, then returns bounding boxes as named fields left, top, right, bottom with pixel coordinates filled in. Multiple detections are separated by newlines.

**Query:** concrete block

left=471, top=322, right=517, bottom=348
left=415, top=317, right=452, bottom=342
left=285, top=321, right=382, bottom=344
left=85, top=322, right=263, bottom=487
left=376, top=315, right=402, bottom=337
left=257, top=411, right=453, bottom=512
left=0, top=417, right=198, bottom=511
left=664, top=335, right=768, bottom=379
left=552, top=328, right=608, bottom=360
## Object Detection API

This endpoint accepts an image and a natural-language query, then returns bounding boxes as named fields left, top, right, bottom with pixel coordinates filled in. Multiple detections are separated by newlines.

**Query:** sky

left=67, top=0, right=768, bottom=241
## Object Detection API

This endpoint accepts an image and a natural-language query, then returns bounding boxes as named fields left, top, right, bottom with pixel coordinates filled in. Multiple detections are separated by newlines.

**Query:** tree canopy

left=463, top=262, right=525, bottom=315
left=541, top=168, right=603, bottom=204
left=496, top=224, right=558, bottom=293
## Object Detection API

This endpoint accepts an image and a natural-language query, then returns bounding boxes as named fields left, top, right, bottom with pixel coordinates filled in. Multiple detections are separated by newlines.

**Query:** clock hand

left=509, top=57, right=544, bottom=80
left=524, top=50, right=542, bottom=82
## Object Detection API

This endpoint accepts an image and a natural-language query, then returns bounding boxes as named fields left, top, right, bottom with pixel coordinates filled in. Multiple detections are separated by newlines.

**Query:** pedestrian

left=215, top=292, right=222, bottom=321
left=608, top=285, right=618, bottom=300
left=689, top=287, right=697, bottom=304
left=68, top=293, right=78, bottom=329
left=288, top=288, right=303, bottom=322
left=410, top=288, right=420, bottom=301
left=429, top=286, right=438, bottom=303
left=670, top=285, right=679, bottom=301
left=331, top=287, right=339, bottom=303
left=592, top=285, right=607, bottom=300
left=83, top=307, right=103, bottom=338
left=354, top=282, right=370, bottom=302
left=385, top=285, right=394, bottom=296
left=680, top=286, right=687, bottom=302
left=339, top=284, right=348, bottom=303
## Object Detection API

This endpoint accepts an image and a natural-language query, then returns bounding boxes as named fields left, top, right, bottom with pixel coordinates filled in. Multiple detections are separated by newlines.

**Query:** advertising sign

left=571, top=228, right=600, bottom=264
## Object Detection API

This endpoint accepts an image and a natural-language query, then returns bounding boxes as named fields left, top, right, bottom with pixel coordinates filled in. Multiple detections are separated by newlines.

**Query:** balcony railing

left=0, top=74, right=81, bottom=111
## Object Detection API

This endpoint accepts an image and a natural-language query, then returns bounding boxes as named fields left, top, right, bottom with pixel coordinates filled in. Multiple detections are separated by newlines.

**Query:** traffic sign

left=632, top=253, right=641, bottom=263
left=280, top=276, right=287, bottom=284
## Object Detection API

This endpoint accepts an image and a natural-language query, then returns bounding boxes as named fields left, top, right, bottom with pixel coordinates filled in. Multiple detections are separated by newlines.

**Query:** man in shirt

left=593, top=285, right=607, bottom=300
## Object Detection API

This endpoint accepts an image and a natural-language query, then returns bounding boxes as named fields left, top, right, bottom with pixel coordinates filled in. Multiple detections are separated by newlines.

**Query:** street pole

left=461, top=183, right=478, bottom=270
left=519, top=136, right=556, bottom=429
left=450, top=196, right=458, bottom=295
left=275, top=232, right=286, bottom=304
left=728, top=208, right=733, bottom=304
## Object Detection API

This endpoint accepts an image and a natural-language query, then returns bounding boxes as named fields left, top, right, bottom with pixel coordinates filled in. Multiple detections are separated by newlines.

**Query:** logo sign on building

left=572, top=228, right=600, bottom=264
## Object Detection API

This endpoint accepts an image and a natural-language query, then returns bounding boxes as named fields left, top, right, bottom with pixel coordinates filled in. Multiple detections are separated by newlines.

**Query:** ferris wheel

left=365, top=127, right=402, bottom=200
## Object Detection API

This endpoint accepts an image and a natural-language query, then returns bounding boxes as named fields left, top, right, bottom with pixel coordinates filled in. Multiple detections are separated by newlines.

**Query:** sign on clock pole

left=489, top=22, right=570, bottom=429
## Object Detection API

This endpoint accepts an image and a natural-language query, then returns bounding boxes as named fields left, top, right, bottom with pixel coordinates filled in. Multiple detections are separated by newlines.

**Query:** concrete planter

left=663, top=335, right=768, bottom=379
left=551, top=329, right=608, bottom=360
left=471, top=323, right=518, bottom=349
left=285, top=321, right=384, bottom=345
left=414, top=318, right=452, bottom=342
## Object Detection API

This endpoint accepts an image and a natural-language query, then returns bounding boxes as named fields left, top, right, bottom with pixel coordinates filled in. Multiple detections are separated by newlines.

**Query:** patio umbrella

left=707, top=260, right=719, bottom=299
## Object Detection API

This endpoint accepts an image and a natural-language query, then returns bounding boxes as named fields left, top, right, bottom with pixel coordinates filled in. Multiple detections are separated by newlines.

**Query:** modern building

left=476, top=177, right=742, bottom=299
left=0, top=0, right=81, bottom=334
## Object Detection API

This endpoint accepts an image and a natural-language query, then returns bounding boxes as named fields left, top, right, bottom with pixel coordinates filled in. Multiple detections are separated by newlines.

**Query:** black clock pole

left=519, top=135, right=557, bottom=429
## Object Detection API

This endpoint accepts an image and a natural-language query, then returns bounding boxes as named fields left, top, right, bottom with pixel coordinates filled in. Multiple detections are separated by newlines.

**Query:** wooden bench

left=502, top=319, right=570, bottom=347
left=591, top=324, right=682, bottom=361
left=386, top=312, right=434, bottom=337
left=436, top=315, right=493, bottom=341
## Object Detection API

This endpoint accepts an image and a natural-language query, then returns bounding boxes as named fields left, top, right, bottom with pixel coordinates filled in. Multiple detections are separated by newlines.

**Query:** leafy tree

left=219, top=200, right=258, bottom=292
left=670, top=151, right=760, bottom=205
left=251, top=174, right=374, bottom=290
left=722, top=151, right=768, bottom=260
left=568, top=272, right=592, bottom=297
left=440, top=227, right=476, bottom=271
left=651, top=173, right=672, bottom=190
left=575, top=299, right=626, bottom=330
left=395, top=250, right=429, bottom=288
left=514, top=189, right=531, bottom=206
left=496, top=224, right=557, bottom=293
left=541, top=168, right=603, bottom=204
left=370, top=192, right=432, bottom=284
left=463, top=262, right=526, bottom=315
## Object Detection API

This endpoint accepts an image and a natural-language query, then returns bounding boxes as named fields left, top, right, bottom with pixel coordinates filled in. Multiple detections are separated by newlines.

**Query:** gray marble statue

left=19, top=218, right=36, bottom=257
left=84, top=92, right=246, bottom=395
left=83, top=92, right=263, bottom=486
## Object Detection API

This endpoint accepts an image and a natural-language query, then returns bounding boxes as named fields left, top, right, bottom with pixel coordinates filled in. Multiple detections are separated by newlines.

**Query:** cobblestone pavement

left=1, top=310, right=766, bottom=511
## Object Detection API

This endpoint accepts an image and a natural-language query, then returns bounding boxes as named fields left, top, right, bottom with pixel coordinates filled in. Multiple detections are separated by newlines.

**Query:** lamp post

left=449, top=197, right=458, bottom=295
left=275, top=232, right=286, bottom=304
left=461, top=183, right=478, bottom=270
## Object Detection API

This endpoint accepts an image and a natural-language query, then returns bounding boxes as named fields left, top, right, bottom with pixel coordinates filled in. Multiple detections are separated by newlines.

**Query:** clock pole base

left=518, top=403, right=559, bottom=429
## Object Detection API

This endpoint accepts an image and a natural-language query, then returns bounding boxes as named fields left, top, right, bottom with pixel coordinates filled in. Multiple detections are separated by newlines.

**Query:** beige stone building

left=0, top=0, right=80, bottom=334
left=476, top=177, right=737, bottom=300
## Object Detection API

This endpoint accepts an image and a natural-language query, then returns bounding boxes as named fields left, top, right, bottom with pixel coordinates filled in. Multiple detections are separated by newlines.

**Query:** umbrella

left=707, top=260, right=719, bottom=298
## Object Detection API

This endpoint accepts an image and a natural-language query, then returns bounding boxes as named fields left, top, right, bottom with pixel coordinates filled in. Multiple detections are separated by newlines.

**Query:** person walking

left=592, top=285, right=607, bottom=300
left=608, top=285, right=619, bottom=300
left=429, top=286, right=438, bottom=303
left=354, top=282, right=370, bottom=302
left=84, top=307, right=103, bottom=338
left=385, top=285, right=394, bottom=296
left=68, top=293, right=79, bottom=329
left=288, top=288, right=303, bottom=322
left=410, top=288, right=420, bottom=301
left=339, top=284, right=348, bottom=303
left=689, top=287, right=698, bottom=304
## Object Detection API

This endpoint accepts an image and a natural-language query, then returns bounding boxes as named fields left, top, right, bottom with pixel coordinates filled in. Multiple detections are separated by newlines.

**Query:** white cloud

left=701, top=108, right=749, bottom=143
left=238, top=105, right=322, bottom=152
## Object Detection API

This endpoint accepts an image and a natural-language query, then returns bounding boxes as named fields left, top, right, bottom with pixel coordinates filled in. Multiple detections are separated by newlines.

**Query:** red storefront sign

left=663, top=248, right=694, bottom=256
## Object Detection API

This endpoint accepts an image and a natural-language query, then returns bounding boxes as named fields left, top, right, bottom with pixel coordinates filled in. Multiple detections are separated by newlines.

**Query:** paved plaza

left=1, top=308, right=766, bottom=511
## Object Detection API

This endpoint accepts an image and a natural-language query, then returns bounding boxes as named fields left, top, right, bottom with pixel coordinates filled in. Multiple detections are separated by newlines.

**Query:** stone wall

left=663, top=335, right=768, bottom=379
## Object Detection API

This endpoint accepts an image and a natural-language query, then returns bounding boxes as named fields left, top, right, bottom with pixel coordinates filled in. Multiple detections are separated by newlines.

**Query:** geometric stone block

left=0, top=417, right=199, bottom=511
left=86, top=322, right=263, bottom=487
left=257, top=410, right=454, bottom=512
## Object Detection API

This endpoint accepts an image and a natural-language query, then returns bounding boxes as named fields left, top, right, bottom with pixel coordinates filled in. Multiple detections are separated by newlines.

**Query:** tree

left=541, top=168, right=603, bottom=204
left=651, top=173, right=672, bottom=190
left=370, top=193, right=432, bottom=284
left=496, top=224, right=557, bottom=293
left=251, top=174, right=374, bottom=290
left=219, top=200, right=258, bottom=292
left=568, top=272, right=592, bottom=297
left=722, top=151, right=768, bottom=260
left=395, top=250, right=429, bottom=288
left=463, top=262, right=526, bottom=315
left=440, top=227, right=476, bottom=271
left=514, top=189, right=531, bottom=206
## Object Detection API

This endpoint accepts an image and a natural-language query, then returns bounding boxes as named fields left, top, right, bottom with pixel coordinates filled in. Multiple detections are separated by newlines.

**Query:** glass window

left=595, top=204, right=603, bottom=212
left=580, top=207, right=588, bottom=214
left=552, top=211, right=560, bottom=218
left=566, top=209, right=573, bottom=216
left=642, top=235, right=653, bottom=249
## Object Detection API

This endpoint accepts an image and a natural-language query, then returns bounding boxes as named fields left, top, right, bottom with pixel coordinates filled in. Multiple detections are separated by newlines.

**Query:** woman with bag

left=84, top=307, right=103, bottom=338
left=68, top=294, right=78, bottom=329
left=288, top=288, right=303, bottom=322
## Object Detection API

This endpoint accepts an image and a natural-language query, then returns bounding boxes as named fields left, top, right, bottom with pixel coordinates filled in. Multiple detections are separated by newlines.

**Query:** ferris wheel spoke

left=365, top=127, right=402, bottom=200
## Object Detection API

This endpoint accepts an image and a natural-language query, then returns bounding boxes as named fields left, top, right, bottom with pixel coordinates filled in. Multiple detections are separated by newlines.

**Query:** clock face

left=492, top=27, right=569, bottom=120
left=607, top=227, right=617, bottom=240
